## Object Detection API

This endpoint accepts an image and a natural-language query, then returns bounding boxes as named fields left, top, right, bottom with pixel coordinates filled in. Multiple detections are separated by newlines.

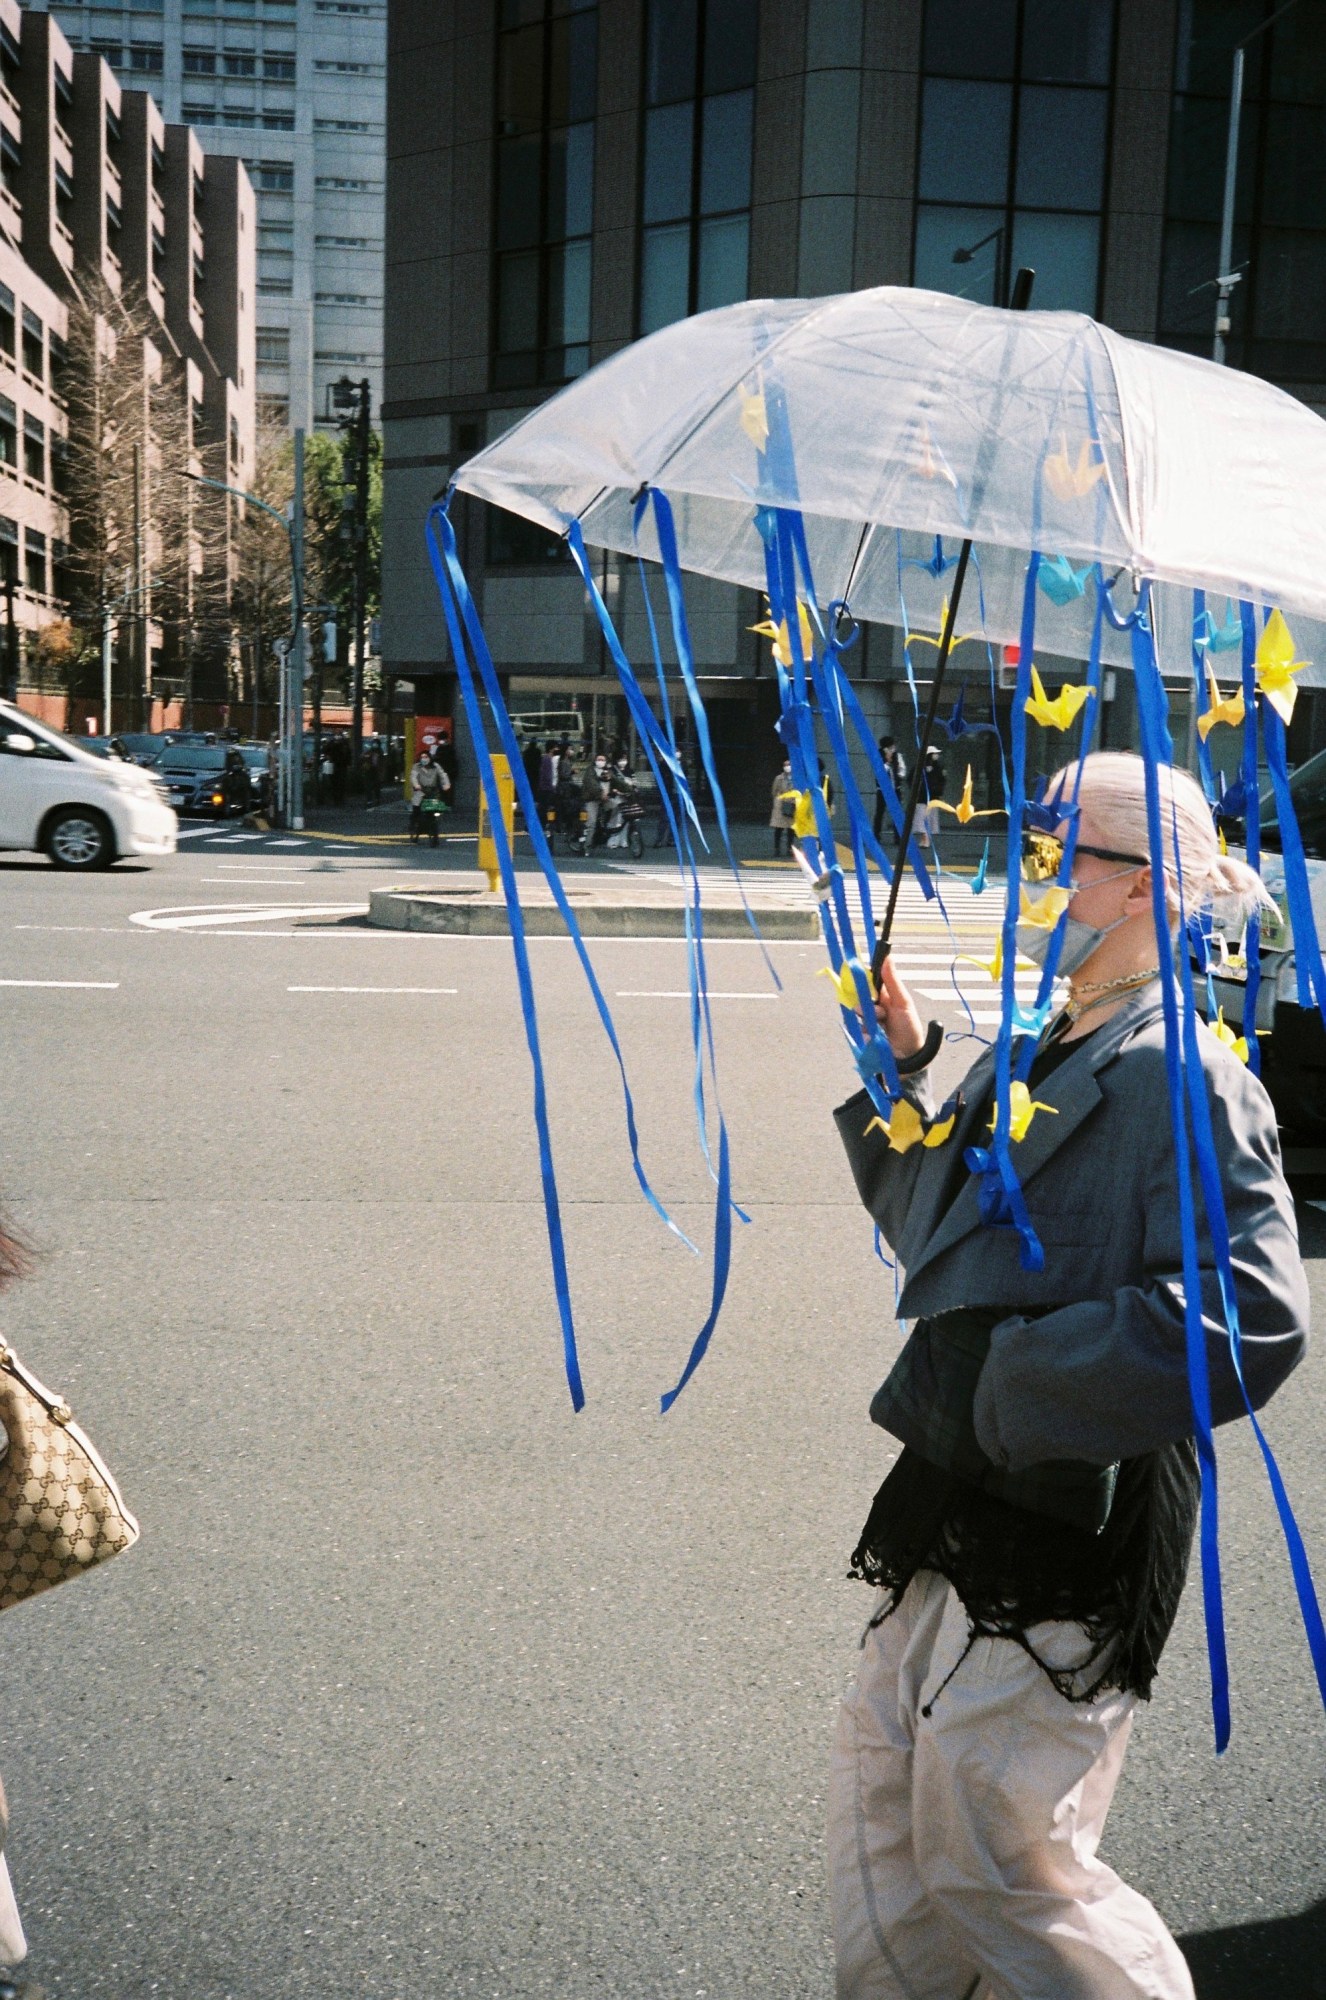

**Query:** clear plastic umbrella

left=454, top=286, right=1326, bottom=680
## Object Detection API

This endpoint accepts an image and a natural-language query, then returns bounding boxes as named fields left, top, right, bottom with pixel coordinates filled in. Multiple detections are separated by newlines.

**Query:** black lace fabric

left=850, top=1439, right=1200, bottom=1702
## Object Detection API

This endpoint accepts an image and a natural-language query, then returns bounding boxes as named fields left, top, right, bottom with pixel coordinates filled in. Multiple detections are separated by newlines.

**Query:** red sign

left=416, top=716, right=452, bottom=756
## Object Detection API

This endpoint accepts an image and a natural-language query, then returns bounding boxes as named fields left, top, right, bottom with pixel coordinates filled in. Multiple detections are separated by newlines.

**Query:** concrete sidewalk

left=299, top=796, right=993, bottom=875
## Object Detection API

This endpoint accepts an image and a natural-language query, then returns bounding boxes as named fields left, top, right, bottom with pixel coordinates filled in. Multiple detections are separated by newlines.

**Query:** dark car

left=154, top=744, right=247, bottom=818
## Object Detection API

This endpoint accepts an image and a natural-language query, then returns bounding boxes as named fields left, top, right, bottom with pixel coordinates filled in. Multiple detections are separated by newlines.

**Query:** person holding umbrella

left=828, top=751, right=1308, bottom=2000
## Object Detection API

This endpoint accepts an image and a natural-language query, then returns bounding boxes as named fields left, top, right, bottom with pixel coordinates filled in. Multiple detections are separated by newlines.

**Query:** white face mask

left=1016, top=864, right=1140, bottom=977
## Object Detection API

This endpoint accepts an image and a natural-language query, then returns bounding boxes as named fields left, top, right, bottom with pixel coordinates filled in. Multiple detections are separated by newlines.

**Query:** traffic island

left=367, top=879, right=819, bottom=939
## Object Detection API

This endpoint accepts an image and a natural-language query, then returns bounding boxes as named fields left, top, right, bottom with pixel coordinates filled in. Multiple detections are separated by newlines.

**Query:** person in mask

left=828, top=750, right=1307, bottom=2000
left=582, top=750, right=611, bottom=850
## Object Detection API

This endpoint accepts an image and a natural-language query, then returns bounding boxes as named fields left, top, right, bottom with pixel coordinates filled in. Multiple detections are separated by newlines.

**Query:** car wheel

left=44, top=807, right=114, bottom=871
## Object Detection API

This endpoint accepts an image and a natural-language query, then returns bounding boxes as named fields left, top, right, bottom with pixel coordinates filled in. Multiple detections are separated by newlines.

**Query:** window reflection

left=492, top=0, right=597, bottom=388
left=637, top=0, right=757, bottom=333
left=914, top=0, right=1115, bottom=314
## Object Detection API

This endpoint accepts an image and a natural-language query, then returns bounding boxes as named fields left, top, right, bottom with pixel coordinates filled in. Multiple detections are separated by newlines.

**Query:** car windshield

left=162, top=747, right=228, bottom=771
left=240, top=747, right=268, bottom=768
left=1256, top=746, right=1326, bottom=858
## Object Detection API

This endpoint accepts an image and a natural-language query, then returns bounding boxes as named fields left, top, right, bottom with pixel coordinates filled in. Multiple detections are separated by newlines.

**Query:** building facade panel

left=383, top=0, right=1326, bottom=797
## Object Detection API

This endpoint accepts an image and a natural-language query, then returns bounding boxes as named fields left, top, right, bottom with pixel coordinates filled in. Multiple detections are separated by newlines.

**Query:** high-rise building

left=29, top=0, right=384, bottom=431
left=1, top=0, right=255, bottom=727
left=381, top=0, right=1326, bottom=804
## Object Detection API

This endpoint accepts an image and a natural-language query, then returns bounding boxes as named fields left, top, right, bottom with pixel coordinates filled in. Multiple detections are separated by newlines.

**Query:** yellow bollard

left=477, top=753, right=515, bottom=894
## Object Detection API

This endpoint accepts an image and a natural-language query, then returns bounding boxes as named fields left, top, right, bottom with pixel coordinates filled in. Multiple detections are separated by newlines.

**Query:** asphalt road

left=0, top=826, right=1323, bottom=1999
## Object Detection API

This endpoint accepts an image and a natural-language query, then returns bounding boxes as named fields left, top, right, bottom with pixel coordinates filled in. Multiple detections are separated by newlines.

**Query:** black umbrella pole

left=869, top=265, right=1036, bottom=1077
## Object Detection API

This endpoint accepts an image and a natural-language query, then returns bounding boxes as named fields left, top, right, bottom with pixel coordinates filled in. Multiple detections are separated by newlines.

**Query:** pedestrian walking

left=874, top=733, right=906, bottom=845
left=769, top=757, right=796, bottom=857
left=522, top=735, right=543, bottom=803
left=582, top=750, right=610, bottom=849
left=827, top=751, right=1306, bottom=2000
left=917, top=741, right=945, bottom=848
left=537, top=741, right=558, bottom=838
left=364, top=739, right=383, bottom=809
left=410, top=747, right=449, bottom=844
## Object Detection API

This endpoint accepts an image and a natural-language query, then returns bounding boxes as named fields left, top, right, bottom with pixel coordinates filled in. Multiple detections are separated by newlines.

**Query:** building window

left=314, top=59, right=383, bottom=74
left=258, top=392, right=289, bottom=422
left=0, top=286, right=13, bottom=365
left=493, top=0, right=597, bottom=390
left=315, top=175, right=378, bottom=191
left=263, top=111, right=295, bottom=130
left=91, top=38, right=123, bottom=64
left=23, top=528, right=45, bottom=596
left=183, top=103, right=217, bottom=126
left=637, top=0, right=758, bottom=336
left=256, top=327, right=289, bottom=362
left=252, top=160, right=295, bottom=191
left=0, top=130, right=20, bottom=205
left=313, top=117, right=380, bottom=133
left=0, top=396, right=15, bottom=467
left=20, top=309, right=42, bottom=384
left=263, top=55, right=295, bottom=80
left=183, top=48, right=218, bottom=74
left=49, top=332, right=67, bottom=403
left=315, top=234, right=378, bottom=249
left=913, top=0, right=1115, bottom=315
left=51, top=435, right=68, bottom=496
left=127, top=42, right=164, bottom=72
left=54, top=163, right=74, bottom=233
left=1159, top=0, right=1326, bottom=383
left=257, top=277, right=293, bottom=295
left=224, top=51, right=257, bottom=76
left=23, top=416, right=44, bottom=487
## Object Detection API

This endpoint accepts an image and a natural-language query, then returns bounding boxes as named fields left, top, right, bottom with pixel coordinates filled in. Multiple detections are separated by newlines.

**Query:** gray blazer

left=835, top=986, right=1308, bottom=1472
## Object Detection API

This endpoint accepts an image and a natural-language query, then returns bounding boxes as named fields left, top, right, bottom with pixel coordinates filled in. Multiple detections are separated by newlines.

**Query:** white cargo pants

left=827, top=1571, right=1195, bottom=2000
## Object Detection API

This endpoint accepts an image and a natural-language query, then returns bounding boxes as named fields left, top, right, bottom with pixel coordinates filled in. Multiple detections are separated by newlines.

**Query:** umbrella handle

left=870, top=934, right=944, bottom=1076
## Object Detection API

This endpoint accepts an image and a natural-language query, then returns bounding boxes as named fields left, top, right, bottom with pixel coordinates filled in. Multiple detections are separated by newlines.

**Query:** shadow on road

left=1180, top=1897, right=1326, bottom=1998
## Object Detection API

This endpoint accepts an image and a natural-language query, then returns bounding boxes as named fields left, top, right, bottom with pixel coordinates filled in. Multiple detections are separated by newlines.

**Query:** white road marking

left=288, top=985, right=458, bottom=995
left=0, top=978, right=119, bottom=989
left=268, top=839, right=307, bottom=848
left=615, top=990, right=779, bottom=1000
left=130, top=902, right=367, bottom=931
left=172, top=826, right=214, bottom=840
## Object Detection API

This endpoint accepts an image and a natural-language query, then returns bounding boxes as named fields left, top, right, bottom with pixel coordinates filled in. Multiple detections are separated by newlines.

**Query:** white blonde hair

left=1054, top=751, right=1271, bottom=928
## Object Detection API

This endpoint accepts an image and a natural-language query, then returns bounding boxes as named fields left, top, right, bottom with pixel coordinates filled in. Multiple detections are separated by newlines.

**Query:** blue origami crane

left=1037, top=554, right=1092, bottom=606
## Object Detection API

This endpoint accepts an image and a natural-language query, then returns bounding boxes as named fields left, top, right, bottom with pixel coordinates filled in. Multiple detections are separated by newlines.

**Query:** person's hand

left=872, top=954, right=926, bottom=1059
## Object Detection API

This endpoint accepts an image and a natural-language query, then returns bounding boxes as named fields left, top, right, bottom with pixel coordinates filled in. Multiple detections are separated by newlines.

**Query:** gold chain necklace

left=1060, top=966, right=1159, bottom=1028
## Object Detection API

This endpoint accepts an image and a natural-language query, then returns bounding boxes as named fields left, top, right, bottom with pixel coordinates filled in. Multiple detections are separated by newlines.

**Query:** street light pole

left=289, top=427, right=306, bottom=829
left=350, top=377, right=370, bottom=767
left=1213, top=0, right=1302, bottom=363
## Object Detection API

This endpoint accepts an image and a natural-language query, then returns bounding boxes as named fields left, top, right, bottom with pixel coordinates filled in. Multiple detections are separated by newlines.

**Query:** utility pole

left=132, top=440, right=143, bottom=729
left=101, top=601, right=113, bottom=737
left=350, top=376, right=370, bottom=767
left=1213, top=0, right=1302, bottom=363
left=289, top=426, right=306, bottom=830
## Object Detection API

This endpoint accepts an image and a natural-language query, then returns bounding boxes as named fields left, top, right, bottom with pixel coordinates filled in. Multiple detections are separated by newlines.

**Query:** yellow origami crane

left=818, top=961, right=874, bottom=1010
left=1196, top=663, right=1245, bottom=741
left=1256, top=608, right=1309, bottom=726
left=793, top=780, right=833, bottom=838
left=1018, top=882, right=1071, bottom=930
left=915, top=420, right=957, bottom=488
left=1043, top=434, right=1106, bottom=503
left=1208, top=1007, right=1249, bottom=1064
left=864, top=1101, right=956, bottom=1154
left=739, top=386, right=769, bottom=448
left=959, top=935, right=1004, bottom=984
left=932, top=765, right=1000, bottom=825
left=990, top=1081, right=1058, bottom=1143
left=749, top=597, right=817, bottom=670
left=1025, top=666, right=1092, bottom=731
left=905, top=596, right=979, bottom=655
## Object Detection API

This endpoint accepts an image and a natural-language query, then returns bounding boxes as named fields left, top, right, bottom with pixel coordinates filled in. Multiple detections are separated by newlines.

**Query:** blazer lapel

left=902, top=987, right=1165, bottom=1283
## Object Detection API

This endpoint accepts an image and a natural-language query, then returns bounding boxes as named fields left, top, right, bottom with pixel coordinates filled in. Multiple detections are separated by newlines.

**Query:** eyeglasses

left=1021, top=831, right=1148, bottom=883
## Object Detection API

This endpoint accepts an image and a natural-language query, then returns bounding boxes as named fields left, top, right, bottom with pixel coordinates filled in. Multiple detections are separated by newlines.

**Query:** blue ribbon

left=1239, top=602, right=1264, bottom=1076
left=425, top=506, right=585, bottom=1412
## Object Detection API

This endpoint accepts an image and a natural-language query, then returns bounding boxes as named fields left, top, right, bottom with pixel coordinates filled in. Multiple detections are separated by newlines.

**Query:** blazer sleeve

left=833, top=1069, right=937, bottom=1252
left=972, top=1052, right=1309, bottom=1470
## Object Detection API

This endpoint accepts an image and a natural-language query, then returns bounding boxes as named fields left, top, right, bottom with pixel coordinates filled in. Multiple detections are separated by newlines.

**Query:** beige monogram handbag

left=0, top=1341, right=139, bottom=1610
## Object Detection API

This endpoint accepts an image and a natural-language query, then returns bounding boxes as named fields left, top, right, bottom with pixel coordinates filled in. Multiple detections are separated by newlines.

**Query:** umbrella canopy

left=454, top=287, right=1326, bottom=678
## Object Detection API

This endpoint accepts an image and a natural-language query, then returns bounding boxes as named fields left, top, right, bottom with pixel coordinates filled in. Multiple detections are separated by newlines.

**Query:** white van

left=0, top=701, right=177, bottom=869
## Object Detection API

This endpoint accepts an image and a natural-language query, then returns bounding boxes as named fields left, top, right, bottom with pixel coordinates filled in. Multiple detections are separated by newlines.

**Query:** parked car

left=109, top=731, right=176, bottom=765
left=154, top=744, right=250, bottom=818
left=0, top=700, right=177, bottom=869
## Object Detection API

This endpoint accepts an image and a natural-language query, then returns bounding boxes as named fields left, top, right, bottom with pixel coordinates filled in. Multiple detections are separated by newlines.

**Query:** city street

left=0, top=827, right=1323, bottom=1999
